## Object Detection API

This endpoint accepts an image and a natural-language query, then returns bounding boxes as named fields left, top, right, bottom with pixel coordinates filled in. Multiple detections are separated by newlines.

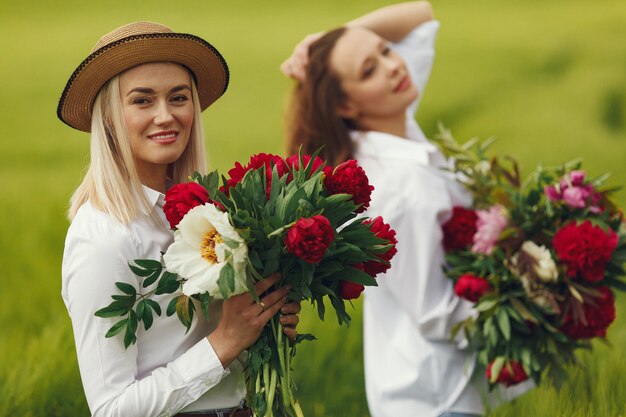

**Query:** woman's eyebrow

left=126, top=84, right=191, bottom=96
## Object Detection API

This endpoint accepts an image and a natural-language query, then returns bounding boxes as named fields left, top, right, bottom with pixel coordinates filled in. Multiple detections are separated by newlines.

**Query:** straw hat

left=57, top=21, right=229, bottom=132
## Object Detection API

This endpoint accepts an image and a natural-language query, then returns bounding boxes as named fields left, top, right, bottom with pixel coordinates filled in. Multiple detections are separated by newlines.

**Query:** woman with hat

left=281, top=2, right=531, bottom=417
left=59, top=22, right=300, bottom=417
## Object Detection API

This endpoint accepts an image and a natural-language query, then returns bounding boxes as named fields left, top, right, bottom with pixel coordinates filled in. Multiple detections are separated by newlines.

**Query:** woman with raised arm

left=59, top=22, right=300, bottom=417
left=282, top=2, right=529, bottom=417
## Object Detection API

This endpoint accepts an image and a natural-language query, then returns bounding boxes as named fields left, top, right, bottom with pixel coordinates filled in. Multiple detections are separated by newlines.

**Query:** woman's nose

left=383, top=55, right=401, bottom=75
left=154, top=101, right=174, bottom=125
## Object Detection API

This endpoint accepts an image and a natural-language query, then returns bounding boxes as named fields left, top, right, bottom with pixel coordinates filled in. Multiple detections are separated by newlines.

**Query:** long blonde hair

left=68, top=71, right=207, bottom=224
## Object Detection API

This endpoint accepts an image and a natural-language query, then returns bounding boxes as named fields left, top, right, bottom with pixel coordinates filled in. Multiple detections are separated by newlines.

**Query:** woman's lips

left=148, top=130, right=178, bottom=144
left=394, top=76, right=412, bottom=93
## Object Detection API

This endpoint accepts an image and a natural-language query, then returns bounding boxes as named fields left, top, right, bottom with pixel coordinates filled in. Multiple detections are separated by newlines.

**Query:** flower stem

left=262, top=362, right=272, bottom=417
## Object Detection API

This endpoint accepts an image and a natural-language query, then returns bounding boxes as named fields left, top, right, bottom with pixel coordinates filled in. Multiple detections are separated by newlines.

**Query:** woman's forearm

left=346, top=1, right=434, bottom=42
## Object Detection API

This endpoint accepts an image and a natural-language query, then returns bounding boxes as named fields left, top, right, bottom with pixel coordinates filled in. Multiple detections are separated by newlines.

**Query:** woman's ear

left=336, top=101, right=359, bottom=120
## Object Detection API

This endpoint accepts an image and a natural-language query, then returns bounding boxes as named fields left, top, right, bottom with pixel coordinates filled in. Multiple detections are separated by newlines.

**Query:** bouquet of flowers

left=95, top=151, right=397, bottom=416
left=433, top=125, right=626, bottom=388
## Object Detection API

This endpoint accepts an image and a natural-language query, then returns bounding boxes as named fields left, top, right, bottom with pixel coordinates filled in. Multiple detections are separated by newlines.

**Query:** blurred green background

left=1, top=0, right=625, bottom=415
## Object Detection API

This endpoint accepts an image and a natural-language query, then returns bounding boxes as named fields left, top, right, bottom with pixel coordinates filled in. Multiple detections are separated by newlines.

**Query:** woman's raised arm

left=280, top=1, right=433, bottom=80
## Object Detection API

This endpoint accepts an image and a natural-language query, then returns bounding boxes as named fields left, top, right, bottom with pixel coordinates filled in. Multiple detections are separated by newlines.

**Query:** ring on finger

left=258, top=301, right=267, bottom=313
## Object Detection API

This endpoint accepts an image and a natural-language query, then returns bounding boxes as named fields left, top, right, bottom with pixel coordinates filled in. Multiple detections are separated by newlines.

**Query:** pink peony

left=471, top=205, right=509, bottom=255
left=545, top=170, right=602, bottom=212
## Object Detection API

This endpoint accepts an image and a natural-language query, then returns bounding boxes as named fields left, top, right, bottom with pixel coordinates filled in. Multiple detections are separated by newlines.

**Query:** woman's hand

left=207, top=274, right=297, bottom=368
left=280, top=31, right=324, bottom=81
left=280, top=299, right=302, bottom=341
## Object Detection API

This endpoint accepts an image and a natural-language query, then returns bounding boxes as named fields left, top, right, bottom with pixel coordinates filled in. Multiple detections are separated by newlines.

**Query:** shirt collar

left=141, top=185, right=165, bottom=211
left=351, top=129, right=438, bottom=165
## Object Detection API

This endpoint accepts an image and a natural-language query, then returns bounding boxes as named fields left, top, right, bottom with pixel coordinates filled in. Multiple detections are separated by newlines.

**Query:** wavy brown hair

left=285, top=28, right=356, bottom=166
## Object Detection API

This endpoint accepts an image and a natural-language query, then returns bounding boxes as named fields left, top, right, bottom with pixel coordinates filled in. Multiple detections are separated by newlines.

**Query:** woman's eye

left=382, top=46, right=391, bottom=56
left=363, top=64, right=376, bottom=78
left=171, top=95, right=190, bottom=103
left=132, top=97, right=150, bottom=105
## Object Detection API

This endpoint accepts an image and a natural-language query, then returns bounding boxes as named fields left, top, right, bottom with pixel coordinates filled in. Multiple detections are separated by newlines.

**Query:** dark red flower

left=441, top=206, right=478, bottom=252
left=362, top=217, right=398, bottom=277
left=285, top=154, right=332, bottom=181
left=324, top=160, right=374, bottom=213
left=285, top=215, right=334, bottom=263
left=339, top=280, right=365, bottom=300
left=221, top=153, right=288, bottom=198
left=486, top=360, right=528, bottom=387
left=553, top=221, right=619, bottom=282
left=338, top=263, right=367, bottom=299
left=559, top=286, right=616, bottom=339
left=163, top=182, right=209, bottom=228
left=453, top=273, right=491, bottom=302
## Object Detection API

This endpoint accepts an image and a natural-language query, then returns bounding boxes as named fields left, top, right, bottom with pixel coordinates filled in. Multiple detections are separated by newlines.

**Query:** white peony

left=520, top=241, right=558, bottom=282
left=163, top=203, right=249, bottom=298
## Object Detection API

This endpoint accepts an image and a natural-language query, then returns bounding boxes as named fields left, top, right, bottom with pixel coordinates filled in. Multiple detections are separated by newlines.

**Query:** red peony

left=285, top=215, right=334, bottom=263
left=163, top=182, right=209, bottom=229
left=559, top=286, right=616, bottom=339
left=285, top=154, right=333, bottom=181
left=454, top=273, right=491, bottom=302
left=339, top=280, right=365, bottom=300
left=221, top=153, right=288, bottom=198
left=553, top=221, right=619, bottom=282
left=324, top=160, right=374, bottom=213
left=362, top=217, right=398, bottom=276
left=486, top=360, right=528, bottom=387
left=441, top=206, right=478, bottom=252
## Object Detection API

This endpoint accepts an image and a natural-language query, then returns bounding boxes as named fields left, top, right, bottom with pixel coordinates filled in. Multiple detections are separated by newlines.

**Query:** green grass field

left=1, top=0, right=625, bottom=415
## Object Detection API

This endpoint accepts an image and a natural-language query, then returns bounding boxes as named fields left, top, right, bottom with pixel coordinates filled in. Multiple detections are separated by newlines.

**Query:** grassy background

left=1, top=0, right=625, bottom=415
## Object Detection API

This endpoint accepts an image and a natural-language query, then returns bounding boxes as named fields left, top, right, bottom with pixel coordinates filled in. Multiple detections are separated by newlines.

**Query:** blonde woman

left=59, top=22, right=300, bottom=417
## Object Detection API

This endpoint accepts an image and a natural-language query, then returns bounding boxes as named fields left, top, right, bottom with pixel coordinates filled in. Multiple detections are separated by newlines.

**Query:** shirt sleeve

left=370, top=161, right=473, bottom=344
left=391, top=20, right=440, bottom=117
left=61, top=217, right=228, bottom=417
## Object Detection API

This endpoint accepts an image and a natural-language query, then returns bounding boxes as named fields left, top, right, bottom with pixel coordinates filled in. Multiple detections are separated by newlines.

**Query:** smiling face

left=329, top=28, right=418, bottom=131
left=119, top=62, right=194, bottom=185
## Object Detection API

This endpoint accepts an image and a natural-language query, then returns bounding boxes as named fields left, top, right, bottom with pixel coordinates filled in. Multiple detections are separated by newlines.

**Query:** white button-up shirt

left=356, top=21, right=531, bottom=417
left=354, top=21, right=486, bottom=417
left=61, top=187, right=246, bottom=417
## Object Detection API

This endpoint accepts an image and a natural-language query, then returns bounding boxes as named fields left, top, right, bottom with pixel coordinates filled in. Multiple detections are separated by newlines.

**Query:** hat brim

left=58, top=32, right=229, bottom=132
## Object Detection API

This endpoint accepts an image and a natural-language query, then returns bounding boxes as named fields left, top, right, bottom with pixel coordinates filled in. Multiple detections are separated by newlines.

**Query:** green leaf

left=218, top=263, right=235, bottom=299
left=136, top=300, right=146, bottom=319
left=142, top=306, right=154, bottom=330
left=124, top=310, right=138, bottom=348
left=166, top=296, right=179, bottom=317
left=192, top=292, right=212, bottom=320
left=95, top=301, right=131, bottom=318
left=495, top=308, right=511, bottom=341
left=104, top=318, right=128, bottom=338
left=248, top=250, right=263, bottom=270
left=253, top=392, right=267, bottom=417
left=510, top=298, right=539, bottom=323
left=115, top=282, right=136, bottom=296
left=294, top=333, right=317, bottom=344
left=155, top=271, right=179, bottom=295
left=176, top=295, right=195, bottom=332
left=489, top=357, right=506, bottom=384
left=129, top=263, right=154, bottom=277
left=134, top=259, right=163, bottom=270
left=475, top=298, right=498, bottom=313
left=142, top=269, right=161, bottom=288
left=327, top=266, right=377, bottom=286
left=526, top=189, right=540, bottom=206
left=144, top=299, right=162, bottom=316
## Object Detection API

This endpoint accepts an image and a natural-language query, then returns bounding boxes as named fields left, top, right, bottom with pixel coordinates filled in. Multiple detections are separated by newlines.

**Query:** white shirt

left=355, top=21, right=486, bottom=417
left=61, top=186, right=246, bottom=417
left=356, top=21, right=531, bottom=417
